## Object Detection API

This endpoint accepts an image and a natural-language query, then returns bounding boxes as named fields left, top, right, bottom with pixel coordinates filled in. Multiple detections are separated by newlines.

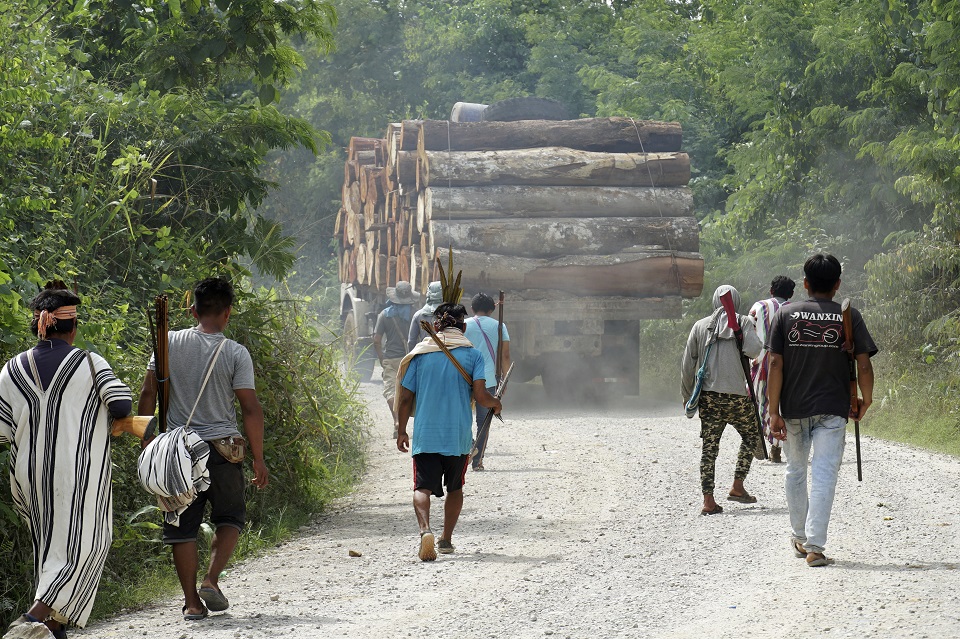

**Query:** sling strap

left=184, top=338, right=227, bottom=432
left=472, top=317, right=497, bottom=362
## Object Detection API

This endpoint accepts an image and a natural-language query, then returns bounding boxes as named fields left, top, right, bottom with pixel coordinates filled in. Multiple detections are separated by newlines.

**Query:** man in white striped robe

left=0, top=285, right=132, bottom=637
left=749, top=275, right=795, bottom=463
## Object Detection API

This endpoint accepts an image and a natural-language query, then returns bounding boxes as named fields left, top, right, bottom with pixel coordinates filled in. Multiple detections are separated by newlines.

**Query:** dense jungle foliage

left=4, top=0, right=960, bottom=627
left=260, top=0, right=960, bottom=446
left=0, top=0, right=366, bottom=626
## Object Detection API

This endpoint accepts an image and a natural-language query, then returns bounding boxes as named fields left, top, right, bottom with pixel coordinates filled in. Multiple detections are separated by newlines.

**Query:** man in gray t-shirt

left=374, top=281, right=419, bottom=437
left=148, top=329, right=255, bottom=439
left=138, top=277, right=267, bottom=620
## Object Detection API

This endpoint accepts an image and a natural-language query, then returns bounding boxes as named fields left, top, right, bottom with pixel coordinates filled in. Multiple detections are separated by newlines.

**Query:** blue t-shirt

left=401, top=346, right=484, bottom=456
left=463, top=315, right=510, bottom=388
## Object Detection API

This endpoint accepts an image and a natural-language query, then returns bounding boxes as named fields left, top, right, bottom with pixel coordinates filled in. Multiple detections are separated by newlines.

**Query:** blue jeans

left=784, top=414, right=846, bottom=554
left=473, top=385, right=497, bottom=468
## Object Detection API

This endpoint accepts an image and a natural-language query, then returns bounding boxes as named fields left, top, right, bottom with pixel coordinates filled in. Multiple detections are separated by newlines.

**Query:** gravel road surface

left=78, top=380, right=960, bottom=639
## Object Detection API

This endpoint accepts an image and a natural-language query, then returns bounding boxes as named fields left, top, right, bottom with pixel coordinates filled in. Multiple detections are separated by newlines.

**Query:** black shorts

left=413, top=453, right=468, bottom=498
left=163, top=446, right=247, bottom=544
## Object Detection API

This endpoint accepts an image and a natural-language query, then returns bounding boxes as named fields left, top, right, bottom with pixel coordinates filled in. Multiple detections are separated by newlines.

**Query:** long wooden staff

left=154, top=295, right=170, bottom=433
left=496, top=290, right=504, bottom=383
left=841, top=299, right=863, bottom=481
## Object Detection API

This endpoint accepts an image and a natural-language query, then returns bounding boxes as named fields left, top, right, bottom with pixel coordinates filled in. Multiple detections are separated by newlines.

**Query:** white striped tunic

left=0, top=347, right=131, bottom=627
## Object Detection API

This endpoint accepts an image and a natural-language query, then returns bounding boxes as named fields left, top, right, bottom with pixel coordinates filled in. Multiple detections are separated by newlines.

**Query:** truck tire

left=342, top=310, right=375, bottom=382
left=450, top=102, right=488, bottom=122
left=480, top=97, right=571, bottom=122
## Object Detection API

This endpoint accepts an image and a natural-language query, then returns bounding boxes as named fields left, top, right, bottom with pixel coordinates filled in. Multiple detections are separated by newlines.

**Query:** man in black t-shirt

left=767, top=254, right=877, bottom=567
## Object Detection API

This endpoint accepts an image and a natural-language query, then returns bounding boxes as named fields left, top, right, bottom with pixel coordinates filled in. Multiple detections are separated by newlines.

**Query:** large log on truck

left=395, top=151, right=418, bottom=188
left=418, top=185, right=692, bottom=221
left=437, top=248, right=704, bottom=298
left=399, top=120, right=423, bottom=151
left=418, top=148, right=690, bottom=188
left=430, top=217, right=699, bottom=257
left=417, top=118, right=682, bottom=153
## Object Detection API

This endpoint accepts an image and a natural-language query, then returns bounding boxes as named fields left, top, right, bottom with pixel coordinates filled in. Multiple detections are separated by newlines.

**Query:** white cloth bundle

left=137, top=427, right=211, bottom=526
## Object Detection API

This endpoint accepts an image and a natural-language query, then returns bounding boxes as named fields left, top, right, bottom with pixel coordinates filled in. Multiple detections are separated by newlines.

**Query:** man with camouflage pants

left=681, top=285, right=763, bottom=515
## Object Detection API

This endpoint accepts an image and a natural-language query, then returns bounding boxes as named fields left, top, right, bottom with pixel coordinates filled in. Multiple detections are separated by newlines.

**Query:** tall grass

left=862, top=355, right=960, bottom=457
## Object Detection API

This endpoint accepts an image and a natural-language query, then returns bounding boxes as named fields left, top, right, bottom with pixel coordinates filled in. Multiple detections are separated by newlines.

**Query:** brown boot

left=771, top=445, right=782, bottom=463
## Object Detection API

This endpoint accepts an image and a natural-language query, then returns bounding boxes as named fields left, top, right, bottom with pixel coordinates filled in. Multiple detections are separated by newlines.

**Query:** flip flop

left=198, top=586, right=229, bottom=612
left=726, top=492, right=758, bottom=504
left=806, top=552, right=835, bottom=567
left=700, top=504, right=723, bottom=515
left=418, top=531, right=437, bottom=561
left=182, top=604, right=208, bottom=621
left=793, top=541, right=807, bottom=558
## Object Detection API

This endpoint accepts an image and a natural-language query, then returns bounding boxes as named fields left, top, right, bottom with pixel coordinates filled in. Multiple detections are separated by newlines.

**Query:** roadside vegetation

left=262, top=0, right=960, bottom=460
left=0, top=0, right=367, bottom=626
left=4, top=0, right=960, bottom=628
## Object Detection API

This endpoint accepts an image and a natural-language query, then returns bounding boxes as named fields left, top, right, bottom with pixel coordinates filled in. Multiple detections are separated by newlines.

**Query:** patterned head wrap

left=34, top=306, right=78, bottom=340
left=433, top=303, right=467, bottom=332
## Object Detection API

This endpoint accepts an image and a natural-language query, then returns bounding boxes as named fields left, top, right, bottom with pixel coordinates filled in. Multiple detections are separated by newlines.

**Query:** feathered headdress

left=435, top=248, right=463, bottom=304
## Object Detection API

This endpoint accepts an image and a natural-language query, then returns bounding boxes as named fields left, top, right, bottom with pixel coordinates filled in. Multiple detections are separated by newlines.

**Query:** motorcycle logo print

left=787, top=312, right=842, bottom=345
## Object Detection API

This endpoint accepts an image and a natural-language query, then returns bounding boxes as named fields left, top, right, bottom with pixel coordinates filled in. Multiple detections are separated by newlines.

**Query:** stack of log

left=336, top=117, right=704, bottom=299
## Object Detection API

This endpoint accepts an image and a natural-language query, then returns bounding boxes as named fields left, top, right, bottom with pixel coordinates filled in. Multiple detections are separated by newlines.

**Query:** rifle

left=476, top=291, right=505, bottom=465
left=718, top=291, right=768, bottom=460
left=841, top=299, right=863, bottom=482
left=496, top=291, right=504, bottom=383
left=471, top=362, right=514, bottom=460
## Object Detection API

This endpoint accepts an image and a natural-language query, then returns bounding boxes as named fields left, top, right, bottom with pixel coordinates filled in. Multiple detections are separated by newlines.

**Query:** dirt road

left=78, top=381, right=960, bottom=638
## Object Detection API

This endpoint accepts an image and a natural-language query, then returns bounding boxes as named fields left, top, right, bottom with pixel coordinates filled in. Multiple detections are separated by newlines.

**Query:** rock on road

left=79, top=382, right=960, bottom=639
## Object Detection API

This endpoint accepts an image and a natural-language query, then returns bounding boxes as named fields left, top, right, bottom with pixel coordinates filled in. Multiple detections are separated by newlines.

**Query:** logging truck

left=337, top=100, right=704, bottom=399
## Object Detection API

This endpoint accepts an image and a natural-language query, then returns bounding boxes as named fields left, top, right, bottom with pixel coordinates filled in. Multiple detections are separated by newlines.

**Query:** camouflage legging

left=698, top=391, right=759, bottom=495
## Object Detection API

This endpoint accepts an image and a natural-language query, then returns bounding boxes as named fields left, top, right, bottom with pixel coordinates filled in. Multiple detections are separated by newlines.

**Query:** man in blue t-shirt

left=396, top=303, right=502, bottom=561
left=463, top=292, right=511, bottom=471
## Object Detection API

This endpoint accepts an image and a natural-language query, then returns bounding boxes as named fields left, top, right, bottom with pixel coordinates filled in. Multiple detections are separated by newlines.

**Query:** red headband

left=34, top=306, right=77, bottom=340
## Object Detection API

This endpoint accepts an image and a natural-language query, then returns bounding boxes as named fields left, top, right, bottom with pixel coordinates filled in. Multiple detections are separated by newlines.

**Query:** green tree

left=0, top=0, right=366, bottom=625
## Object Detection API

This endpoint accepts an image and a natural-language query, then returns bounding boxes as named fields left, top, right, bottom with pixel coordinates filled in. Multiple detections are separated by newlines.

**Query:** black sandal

left=182, top=604, right=208, bottom=621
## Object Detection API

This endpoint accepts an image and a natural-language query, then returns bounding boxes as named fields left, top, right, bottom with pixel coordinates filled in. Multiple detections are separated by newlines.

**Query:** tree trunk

left=436, top=248, right=704, bottom=298
left=409, top=244, right=419, bottom=292
left=345, top=248, right=356, bottom=284
left=385, top=122, right=401, bottom=171
left=343, top=182, right=362, bottom=217
left=420, top=185, right=692, bottom=220
left=419, top=148, right=690, bottom=188
left=355, top=246, right=367, bottom=285
left=346, top=212, right=362, bottom=246
left=365, top=244, right=376, bottom=286
left=348, top=137, right=381, bottom=159
left=397, top=246, right=410, bottom=283
left=399, top=120, right=423, bottom=151
left=417, top=118, right=681, bottom=153
left=360, top=166, right=383, bottom=204
left=396, top=151, right=417, bottom=187
left=430, top=216, right=699, bottom=257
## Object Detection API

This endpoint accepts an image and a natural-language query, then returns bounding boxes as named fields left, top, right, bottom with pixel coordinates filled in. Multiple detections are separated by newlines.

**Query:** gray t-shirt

left=148, top=327, right=255, bottom=440
left=407, top=307, right=435, bottom=351
left=374, top=306, right=413, bottom=359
